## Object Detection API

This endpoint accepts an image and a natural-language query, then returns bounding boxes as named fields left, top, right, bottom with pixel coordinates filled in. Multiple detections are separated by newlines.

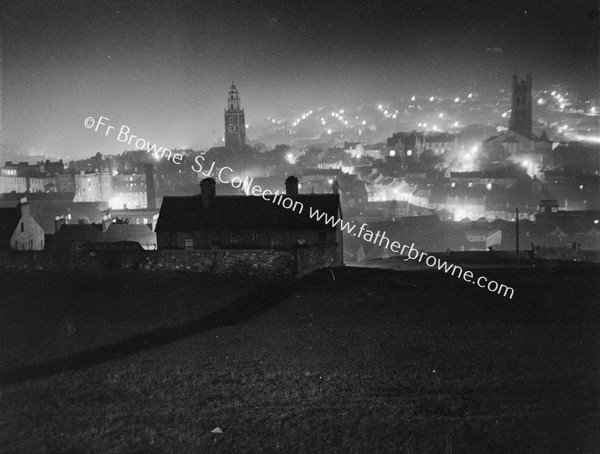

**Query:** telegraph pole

left=515, top=207, right=520, bottom=266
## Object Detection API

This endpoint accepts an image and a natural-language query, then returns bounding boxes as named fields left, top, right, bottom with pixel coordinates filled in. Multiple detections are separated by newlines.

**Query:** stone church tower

left=224, top=83, right=246, bottom=149
left=509, top=74, right=532, bottom=139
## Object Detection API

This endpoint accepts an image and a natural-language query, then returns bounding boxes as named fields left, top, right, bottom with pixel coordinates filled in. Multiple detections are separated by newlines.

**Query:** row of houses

left=0, top=177, right=345, bottom=272
left=0, top=160, right=157, bottom=211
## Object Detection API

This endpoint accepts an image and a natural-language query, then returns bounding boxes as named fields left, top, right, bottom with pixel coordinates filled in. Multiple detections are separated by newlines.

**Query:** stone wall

left=0, top=246, right=343, bottom=277
left=295, top=244, right=342, bottom=276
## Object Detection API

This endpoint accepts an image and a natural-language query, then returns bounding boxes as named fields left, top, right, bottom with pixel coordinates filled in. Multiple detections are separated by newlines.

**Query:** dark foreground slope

left=1, top=264, right=598, bottom=453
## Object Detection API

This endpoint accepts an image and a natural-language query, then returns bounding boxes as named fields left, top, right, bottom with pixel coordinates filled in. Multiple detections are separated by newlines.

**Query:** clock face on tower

left=228, top=123, right=237, bottom=133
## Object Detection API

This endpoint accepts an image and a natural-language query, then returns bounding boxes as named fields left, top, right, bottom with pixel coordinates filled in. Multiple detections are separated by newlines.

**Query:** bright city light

left=109, top=197, right=124, bottom=210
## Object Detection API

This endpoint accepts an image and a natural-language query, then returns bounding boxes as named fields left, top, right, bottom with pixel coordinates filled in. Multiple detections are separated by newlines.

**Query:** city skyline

left=1, top=0, right=599, bottom=159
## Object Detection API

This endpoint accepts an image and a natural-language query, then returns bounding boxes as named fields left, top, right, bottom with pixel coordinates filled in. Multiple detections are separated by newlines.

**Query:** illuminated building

left=74, top=170, right=112, bottom=203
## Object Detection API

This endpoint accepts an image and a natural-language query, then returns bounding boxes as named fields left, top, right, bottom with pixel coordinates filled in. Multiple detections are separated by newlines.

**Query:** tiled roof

left=426, top=133, right=455, bottom=143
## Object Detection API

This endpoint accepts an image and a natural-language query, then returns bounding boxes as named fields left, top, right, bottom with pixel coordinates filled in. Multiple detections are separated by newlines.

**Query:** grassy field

left=0, top=264, right=599, bottom=453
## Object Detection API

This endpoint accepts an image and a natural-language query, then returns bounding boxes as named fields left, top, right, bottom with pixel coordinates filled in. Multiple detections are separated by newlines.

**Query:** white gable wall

left=10, top=209, right=45, bottom=250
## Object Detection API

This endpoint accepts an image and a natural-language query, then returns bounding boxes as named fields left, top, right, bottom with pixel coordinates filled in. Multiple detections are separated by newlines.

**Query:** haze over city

left=1, top=0, right=599, bottom=158
left=1, top=2, right=600, bottom=452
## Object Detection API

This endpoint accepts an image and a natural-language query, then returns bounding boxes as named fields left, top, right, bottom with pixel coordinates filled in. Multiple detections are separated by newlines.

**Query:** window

left=407, top=150, right=413, bottom=156
left=271, top=238, right=280, bottom=249
left=230, top=233, right=239, bottom=244
left=143, top=218, right=148, bottom=225
left=20, top=222, right=24, bottom=232
left=297, top=238, right=307, bottom=246
left=250, top=233, right=259, bottom=241
left=210, top=239, right=219, bottom=247
left=184, top=238, right=193, bottom=250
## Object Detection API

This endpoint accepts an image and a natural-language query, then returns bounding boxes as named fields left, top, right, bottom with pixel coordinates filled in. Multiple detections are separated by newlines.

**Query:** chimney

left=18, top=197, right=30, bottom=217
left=102, top=214, right=112, bottom=232
left=332, top=180, right=339, bottom=194
left=285, top=176, right=298, bottom=197
left=144, top=163, right=156, bottom=209
left=200, top=178, right=216, bottom=208
left=54, top=215, right=66, bottom=233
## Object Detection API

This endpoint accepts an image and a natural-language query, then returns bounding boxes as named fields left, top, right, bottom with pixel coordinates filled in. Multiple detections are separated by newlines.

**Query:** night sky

left=2, top=0, right=598, bottom=158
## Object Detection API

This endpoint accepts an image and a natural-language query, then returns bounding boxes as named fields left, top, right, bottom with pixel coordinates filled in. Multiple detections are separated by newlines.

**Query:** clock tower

left=224, top=83, right=246, bottom=150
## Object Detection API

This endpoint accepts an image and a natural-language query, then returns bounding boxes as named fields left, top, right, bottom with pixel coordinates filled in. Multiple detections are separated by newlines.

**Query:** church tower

left=509, top=74, right=532, bottom=138
left=224, top=83, right=246, bottom=150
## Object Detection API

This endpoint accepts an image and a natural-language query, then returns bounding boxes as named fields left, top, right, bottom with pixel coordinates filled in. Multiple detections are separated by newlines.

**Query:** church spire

left=227, top=83, right=241, bottom=111
left=224, top=83, right=246, bottom=150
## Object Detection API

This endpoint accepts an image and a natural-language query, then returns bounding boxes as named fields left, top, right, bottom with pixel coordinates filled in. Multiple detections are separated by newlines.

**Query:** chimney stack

left=332, top=180, right=339, bottom=194
left=200, top=178, right=216, bottom=208
left=144, top=163, right=157, bottom=209
left=18, top=197, right=30, bottom=217
left=101, top=214, right=112, bottom=232
left=285, top=176, right=299, bottom=197
left=54, top=215, right=66, bottom=233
